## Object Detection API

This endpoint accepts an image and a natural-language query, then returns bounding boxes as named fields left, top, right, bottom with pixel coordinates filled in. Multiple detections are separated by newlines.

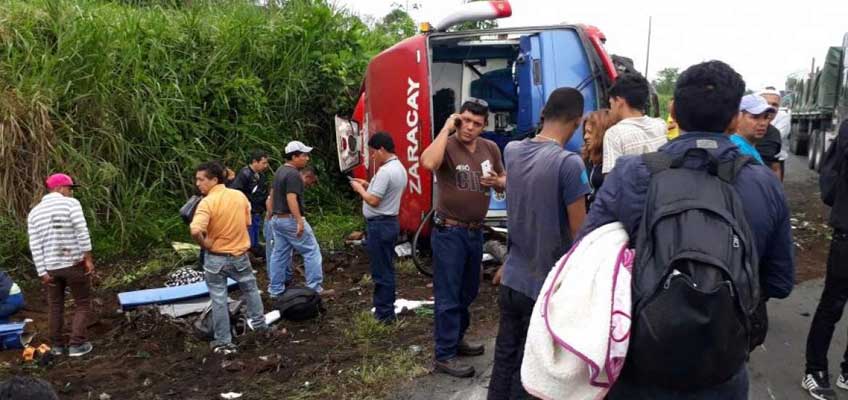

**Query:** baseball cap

left=757, top=88, right=781, bottom=98
left=45, top=173, right=79, bottom=190
left=284, top=140, right=313, bottom=154
left=739, top=94, right=776, bottom=115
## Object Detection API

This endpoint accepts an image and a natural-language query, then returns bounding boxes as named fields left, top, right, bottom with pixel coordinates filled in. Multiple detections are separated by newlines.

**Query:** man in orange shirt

left=190, top=161, right=267, bottom=355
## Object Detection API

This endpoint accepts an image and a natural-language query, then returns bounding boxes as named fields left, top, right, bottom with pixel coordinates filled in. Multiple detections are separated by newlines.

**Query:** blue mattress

left=118, top=279, right=237, bottom=310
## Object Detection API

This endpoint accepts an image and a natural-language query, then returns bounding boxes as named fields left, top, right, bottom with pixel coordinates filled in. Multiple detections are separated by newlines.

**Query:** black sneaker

left=802, top=371, right=838, bottom=400
left=68, top=342, right=93, bottom=357
left=434, top=357, right=475, bottom=378
left=457, top=340, right=484, bottom=357
left=837, top=372, right=848, bottom=390
left=213, top=343, right=238, bottom=356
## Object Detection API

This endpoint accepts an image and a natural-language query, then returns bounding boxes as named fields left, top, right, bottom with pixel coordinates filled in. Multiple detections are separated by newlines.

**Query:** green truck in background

left=789, top=33, right=848, bottom=171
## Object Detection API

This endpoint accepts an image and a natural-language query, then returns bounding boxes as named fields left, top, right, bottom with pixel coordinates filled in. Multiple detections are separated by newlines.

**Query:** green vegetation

left=0, top=0, right=407, bottom=274
left=652, top=67, right=678, bottom=119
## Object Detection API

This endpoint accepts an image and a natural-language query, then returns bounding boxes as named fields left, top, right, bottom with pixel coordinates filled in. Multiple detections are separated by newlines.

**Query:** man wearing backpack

left=803, top=119, right=848, bottom=400
left=579, top=60, right=794, bottom=398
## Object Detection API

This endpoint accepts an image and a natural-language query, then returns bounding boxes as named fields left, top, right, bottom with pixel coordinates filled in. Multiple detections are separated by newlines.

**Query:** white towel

left=521, top=222, right=633, bottom=400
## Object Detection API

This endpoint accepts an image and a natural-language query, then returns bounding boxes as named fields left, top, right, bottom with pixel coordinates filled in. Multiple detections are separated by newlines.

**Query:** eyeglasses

left=464, top=97, right=489, bottom=108
left=743, top=111, right=775, bottom=121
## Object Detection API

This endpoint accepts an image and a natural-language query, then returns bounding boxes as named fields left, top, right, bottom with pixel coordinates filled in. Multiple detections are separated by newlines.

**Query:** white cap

left=757, top=88, right=781, bottom=98
left=739, top=94, right=776, bottom=115
left=285, top=140, right=313, bottom=154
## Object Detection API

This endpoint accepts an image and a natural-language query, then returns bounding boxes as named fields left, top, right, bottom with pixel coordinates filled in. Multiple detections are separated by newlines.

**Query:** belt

left=366, top=215, right=397, bottom=222
left=273, top=213, right=294, bottom=219
left=206, top=250, right=245, bottom=257
left=439, top=216, right=483, bottom=230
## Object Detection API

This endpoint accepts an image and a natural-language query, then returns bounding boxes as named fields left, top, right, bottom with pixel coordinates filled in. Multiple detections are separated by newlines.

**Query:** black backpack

left=628, top=149, right=760, bottom=390
left=274, top=288, right=323, bottom=321
left=820, top=125, right=846, bottom=206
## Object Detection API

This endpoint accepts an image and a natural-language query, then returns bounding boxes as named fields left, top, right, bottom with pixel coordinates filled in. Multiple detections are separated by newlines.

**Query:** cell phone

left=454, top=117, right=462, bottom=129
left=346, top=176, right=354, bottom=181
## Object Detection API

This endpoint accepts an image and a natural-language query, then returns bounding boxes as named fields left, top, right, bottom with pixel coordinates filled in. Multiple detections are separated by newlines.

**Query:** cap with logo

left=739, top=94, right=776, bottom=115
left=45, top=173, right=79, bottom=190
left=284, top=141, right=313, bottom=154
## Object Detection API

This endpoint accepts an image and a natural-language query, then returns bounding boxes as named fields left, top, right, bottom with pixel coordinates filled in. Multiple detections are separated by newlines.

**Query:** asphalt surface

left=390, top=153, right=837, bottom=400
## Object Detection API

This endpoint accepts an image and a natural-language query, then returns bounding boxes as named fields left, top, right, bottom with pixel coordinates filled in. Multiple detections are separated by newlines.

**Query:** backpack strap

left=716, top=156, right=754, bottom=184
left=642, top=152, right=673, bottom=176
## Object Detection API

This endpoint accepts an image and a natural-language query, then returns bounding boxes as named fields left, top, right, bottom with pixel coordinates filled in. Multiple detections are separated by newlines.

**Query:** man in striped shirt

left=27, top=173, right=95, bottom=357
left=602, top=73, right=669, bottom=174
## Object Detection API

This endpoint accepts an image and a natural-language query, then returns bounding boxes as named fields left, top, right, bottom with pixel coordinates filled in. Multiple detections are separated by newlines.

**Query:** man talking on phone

left=349, top=133, right=408, bottom=324
left=421, top=98, right=505, bottom=378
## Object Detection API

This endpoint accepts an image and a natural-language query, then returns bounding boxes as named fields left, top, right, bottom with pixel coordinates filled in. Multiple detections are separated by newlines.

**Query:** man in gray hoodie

left=602, top=73, right=668, bottom=174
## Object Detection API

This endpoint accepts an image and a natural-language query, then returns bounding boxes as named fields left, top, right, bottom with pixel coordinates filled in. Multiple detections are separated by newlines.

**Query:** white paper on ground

left=371, top=298, right=434, bottom=315
left=247, top=310, right=282, bottom=330
left=394, top=242, right=412, bottom=257
left=220, top=393, right=243, bottom=399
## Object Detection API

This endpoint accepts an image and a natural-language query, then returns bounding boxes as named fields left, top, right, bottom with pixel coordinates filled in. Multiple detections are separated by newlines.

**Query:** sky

left=333, top=0, right=848, bottom=91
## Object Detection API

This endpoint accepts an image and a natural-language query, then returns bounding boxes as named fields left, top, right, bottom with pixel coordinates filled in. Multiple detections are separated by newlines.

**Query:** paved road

left=390, top=153, right=838, bottom=400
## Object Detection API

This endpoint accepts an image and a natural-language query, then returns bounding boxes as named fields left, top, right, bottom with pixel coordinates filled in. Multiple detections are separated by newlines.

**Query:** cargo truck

left=789, top=33, right=848, bottom=172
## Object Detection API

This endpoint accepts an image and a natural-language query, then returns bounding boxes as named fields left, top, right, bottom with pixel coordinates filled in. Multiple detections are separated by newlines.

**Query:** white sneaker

left=837, top=373, right=848, bottom=390
left=802, top=372, right=838, bottom=400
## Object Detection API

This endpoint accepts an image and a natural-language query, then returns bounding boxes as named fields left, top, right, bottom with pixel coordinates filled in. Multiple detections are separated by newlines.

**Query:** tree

left=376, top=8, right=416, bottom=40
left=652, top=67, right=679, bottom=97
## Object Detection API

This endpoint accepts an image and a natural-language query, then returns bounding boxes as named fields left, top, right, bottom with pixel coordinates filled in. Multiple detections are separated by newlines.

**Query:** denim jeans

left=487, top=286, right=535, bottom=400
left=248, top=213, right=263, bottom=253
left=204, top=253, right=266, bottom=347
left=431, top=225, right=483, bottom=361
left=806, top=231, right=848, bottom=373
left=268, top=217, right=323, bottom=296
left=366, top=216, right=399, bottom=322
left=0, top=293, right=24, bottom=323
left=607, top=366, right=749, bottom=399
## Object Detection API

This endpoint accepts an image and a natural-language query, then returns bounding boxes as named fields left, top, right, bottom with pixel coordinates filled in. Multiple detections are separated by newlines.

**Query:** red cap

left=45, top=173, right=78, bottom=190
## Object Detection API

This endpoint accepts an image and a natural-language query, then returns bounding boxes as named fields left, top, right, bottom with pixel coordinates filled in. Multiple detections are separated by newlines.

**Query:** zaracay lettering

left=406, top=77, right=422, bottom=194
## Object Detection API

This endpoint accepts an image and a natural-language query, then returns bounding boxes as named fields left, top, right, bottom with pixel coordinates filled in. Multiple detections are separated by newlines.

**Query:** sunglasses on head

left=464, top=97, right=489, bottom=108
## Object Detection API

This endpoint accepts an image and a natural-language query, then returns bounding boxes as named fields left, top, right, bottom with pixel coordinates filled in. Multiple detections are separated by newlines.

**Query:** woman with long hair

left=581, top=109, right=618, bottom=206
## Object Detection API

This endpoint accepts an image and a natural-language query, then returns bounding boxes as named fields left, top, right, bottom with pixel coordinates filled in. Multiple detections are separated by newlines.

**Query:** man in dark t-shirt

left=756, top=124, right=783, bottom=180
left=488, top=88, right=590, bottom=399
left=230, top=150, right=270, bottom=256
left=421, top=99, right=505, bottom=378
left=266, top=141, right=328, bottom=298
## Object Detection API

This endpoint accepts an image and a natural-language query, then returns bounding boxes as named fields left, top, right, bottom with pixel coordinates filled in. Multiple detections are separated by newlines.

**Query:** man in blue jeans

left=350, top=133, right=408, bottom=323
left=266, top=141, right=331, bottom=298
left=190, top=161, right=267, bottom=355
left=581, top=61, right=794, bottom=399
left=421, top=99, right=505, bottom=378
left=229, top=149, right=270, bottom=258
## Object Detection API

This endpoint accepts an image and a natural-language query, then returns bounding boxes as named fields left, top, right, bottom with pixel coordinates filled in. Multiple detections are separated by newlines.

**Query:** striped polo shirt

left=27, top=192, right=92, bottom=276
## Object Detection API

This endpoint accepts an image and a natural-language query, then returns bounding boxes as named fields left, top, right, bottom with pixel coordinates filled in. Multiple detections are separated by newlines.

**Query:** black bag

left=820, top=125, right=846, bottom=206
left=274, top=288, right=323, bottom=321
left=180, top=195, right=203, bottom=224
left=628, top=149, right=760, bottom=390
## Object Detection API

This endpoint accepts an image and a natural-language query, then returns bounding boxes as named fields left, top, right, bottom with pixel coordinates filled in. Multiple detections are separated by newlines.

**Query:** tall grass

left=0, top=0, right=388, bottom=272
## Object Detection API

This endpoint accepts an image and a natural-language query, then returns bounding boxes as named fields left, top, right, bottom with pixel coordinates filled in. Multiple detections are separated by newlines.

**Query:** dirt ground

left=0, top=248, right=501, bottom=399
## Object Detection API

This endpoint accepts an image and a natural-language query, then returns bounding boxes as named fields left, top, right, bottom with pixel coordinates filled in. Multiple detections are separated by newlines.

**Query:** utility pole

left=645, top=16, right=653, bottom=78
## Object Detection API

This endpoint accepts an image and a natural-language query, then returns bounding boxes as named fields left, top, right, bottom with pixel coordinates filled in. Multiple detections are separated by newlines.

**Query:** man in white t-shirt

left=602, top=73, right=668, bottom=174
